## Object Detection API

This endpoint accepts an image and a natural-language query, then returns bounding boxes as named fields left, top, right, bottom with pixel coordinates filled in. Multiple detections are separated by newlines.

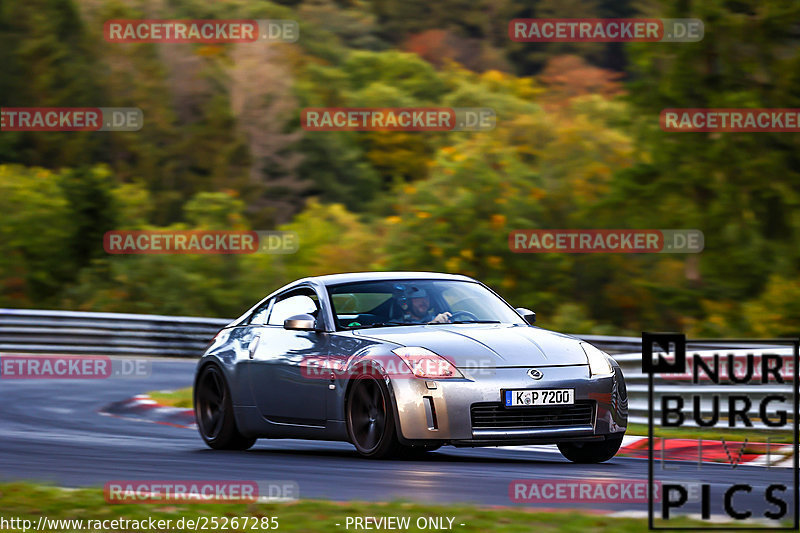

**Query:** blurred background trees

left=0, top=0, right=798, bottom=337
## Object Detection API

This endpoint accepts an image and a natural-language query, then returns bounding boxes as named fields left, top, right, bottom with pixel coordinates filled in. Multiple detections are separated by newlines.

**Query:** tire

left=558, top=436, right=623, bottom=463
left=194, top=364, right=256, bottom=450
left=346, top=374, right=400, bottom=458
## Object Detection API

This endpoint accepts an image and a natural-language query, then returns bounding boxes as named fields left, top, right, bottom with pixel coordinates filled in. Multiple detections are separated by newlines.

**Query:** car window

left=441, top=285, right=484, bottom=316
left=248, top=299, right=273, bottom=325
left=331, top=293, right=391, bottom=314
left=268, top=292, right=319, bottom=325
left=327, top=279, right=524, bottom=329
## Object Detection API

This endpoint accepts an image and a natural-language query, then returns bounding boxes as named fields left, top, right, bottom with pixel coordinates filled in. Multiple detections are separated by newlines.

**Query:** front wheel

left=194, top=364, right=256, bottom=450
left=346, top=374, right=400, bottom=458
left=558, top=436, right=623, bottom=463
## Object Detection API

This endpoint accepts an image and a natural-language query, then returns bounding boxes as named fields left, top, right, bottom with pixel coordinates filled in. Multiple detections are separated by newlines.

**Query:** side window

left=267, top=291, right=320, bottom=326
left=248, top=299, right=273, bottom=325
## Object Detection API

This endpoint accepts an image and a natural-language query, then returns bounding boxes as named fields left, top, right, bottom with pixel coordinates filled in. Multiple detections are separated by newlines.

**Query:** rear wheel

left=194, top=364, right=256, bottom=450
left=558, top=436, right=623, bottom=463
left=346, top=374, right=400, bottom=458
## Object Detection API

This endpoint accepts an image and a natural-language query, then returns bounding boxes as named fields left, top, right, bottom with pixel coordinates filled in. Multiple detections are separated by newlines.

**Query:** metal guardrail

left=0, top=310, right=741, bottom=357
left=2, top=309, right=663, bottom=357
left=0, top=308, right=228, bottom=357
left=0, top=308, right=793, bottom=431
left=579, top=334, right=785, bottom=354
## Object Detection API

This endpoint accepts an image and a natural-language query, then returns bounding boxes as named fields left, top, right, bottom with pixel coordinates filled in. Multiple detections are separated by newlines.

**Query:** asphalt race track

left=0, top=359, right=795, bottom=521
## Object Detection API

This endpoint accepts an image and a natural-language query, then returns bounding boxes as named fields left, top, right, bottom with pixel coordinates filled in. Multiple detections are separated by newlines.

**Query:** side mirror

left=515, top=307, right=536, bottom=325
left=284, top=314, right=318, bottom=331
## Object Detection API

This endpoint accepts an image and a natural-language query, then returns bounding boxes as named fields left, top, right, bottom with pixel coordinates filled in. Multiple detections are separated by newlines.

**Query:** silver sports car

left=193, top=272, right=628, bottom=462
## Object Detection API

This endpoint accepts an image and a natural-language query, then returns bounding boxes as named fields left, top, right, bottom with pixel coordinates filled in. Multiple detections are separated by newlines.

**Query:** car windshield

left=327, top=279, right=525, bottom=330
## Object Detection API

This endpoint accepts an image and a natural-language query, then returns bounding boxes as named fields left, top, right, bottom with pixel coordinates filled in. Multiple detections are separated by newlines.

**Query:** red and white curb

left=616, top=435, right=795, bottom=467
left=502, top=435, right=794, bottom=467
left=98, top=394, right=196, bottom=429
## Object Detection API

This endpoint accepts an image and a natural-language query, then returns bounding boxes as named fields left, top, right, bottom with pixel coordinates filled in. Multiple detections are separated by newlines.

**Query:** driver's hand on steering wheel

left=429, top=312, right=452, bottom=324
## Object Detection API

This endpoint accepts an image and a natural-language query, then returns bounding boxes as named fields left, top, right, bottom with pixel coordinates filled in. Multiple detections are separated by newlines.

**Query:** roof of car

left=301, top=271, right=475, bottom=286
left=227, top=272, right=482, bottom=328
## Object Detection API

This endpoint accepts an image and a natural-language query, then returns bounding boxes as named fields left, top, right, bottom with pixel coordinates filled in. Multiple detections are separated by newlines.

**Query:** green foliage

left=184, top=192, right=247, bottom=229
left=0, top=0, right=797, bottom=339
left=272, top=199, right=382, bottom=279
left=743, top=275, right=800, bottom=337
left=0, top=0, right=107, bottom=166
left=58, top=166, right=118, bottom=271
left=546, top=303, right=621, bottom=336
left=0, top=166, right=73, bottom=307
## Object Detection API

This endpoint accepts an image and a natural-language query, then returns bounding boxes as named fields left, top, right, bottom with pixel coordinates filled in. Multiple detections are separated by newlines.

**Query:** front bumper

left=388, top=365, right=627, bottom=445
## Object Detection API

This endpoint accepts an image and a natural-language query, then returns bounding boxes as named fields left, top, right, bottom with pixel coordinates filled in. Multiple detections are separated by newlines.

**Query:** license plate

left=504, top=389, right=574, bottom=407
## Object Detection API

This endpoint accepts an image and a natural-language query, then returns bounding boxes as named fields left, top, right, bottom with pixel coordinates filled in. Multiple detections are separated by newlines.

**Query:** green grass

left=0, top=482, right=715, bottom=532
left=627, top=423, right=794, bottom=444
left=148, top=387, right=193, bottom=408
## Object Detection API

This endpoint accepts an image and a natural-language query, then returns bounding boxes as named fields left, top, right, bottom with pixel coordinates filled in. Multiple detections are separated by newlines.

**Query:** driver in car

left=403, top=287, right=452, bottom=324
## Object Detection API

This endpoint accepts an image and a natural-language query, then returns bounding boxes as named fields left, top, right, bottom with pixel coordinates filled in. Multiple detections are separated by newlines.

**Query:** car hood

left=352, top=324, right=589, bottom=368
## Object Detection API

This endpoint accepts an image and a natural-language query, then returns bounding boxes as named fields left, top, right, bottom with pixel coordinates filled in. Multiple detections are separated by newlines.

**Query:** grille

left=471, top=401, right=595, bottom=430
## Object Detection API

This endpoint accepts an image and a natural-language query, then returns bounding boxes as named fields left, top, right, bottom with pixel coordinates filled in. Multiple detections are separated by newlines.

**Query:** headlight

left=391, top=347, right=464, bottom=379
left=581, top=343, right=614, bottom=377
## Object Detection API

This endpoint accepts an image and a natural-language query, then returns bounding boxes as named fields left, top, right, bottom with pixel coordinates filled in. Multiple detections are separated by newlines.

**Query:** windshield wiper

left=348, top=319, right=502, bottom=329
left=348, top=321, right=417, bottom=329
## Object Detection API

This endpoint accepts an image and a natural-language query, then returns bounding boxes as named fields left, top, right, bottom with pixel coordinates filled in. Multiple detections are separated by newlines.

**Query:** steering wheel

left=449, top=310, right=479, bottom=322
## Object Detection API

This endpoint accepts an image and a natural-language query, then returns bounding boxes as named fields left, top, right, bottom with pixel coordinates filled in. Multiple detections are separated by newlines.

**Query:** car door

left=247, top=286, right=330, bottom=425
